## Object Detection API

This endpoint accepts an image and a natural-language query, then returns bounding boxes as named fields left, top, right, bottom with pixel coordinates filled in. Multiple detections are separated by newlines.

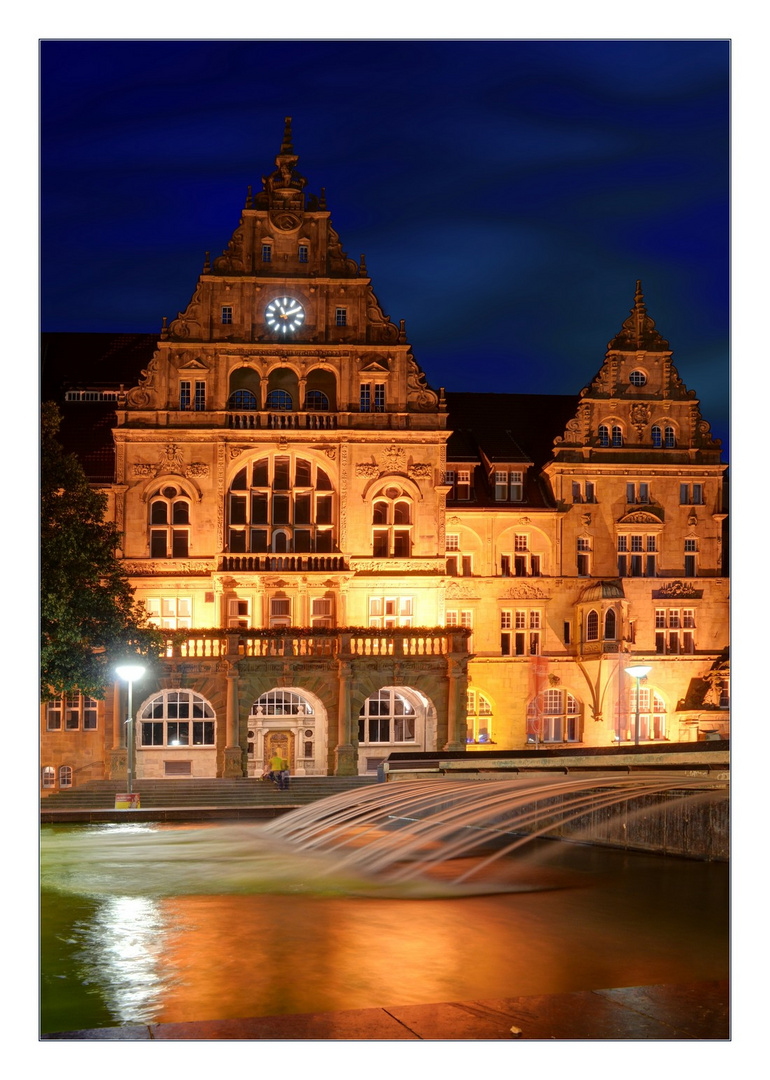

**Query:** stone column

left=334, top=656, right=357, bottom=775
left=109, top=680, right=128, bottom=781
left=222, top=641, right=244, bottom=777
left=444, top=654, right=467, bottom=752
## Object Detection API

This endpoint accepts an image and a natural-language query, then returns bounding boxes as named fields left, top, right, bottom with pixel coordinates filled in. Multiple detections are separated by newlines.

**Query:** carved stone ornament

left=133, top=463, right=155, bottom=478
left=654, top=580, right=700, bottom=598
left=356, top=463, right=380, bottom=478
left=688, top=510, right=699, bottom=527
left=503, top=583, right=549, bottom=599
left=384, top=446, right=406, bottom=472
left=323, top=447, right=337, bottom=460
left=229, top=446, right=248, bottom=460
left=630, top=402, right=652, bottom=438
left=408, top=463, right=431, bottom=479
left=157, top=443, right=186, bottom=476
left=406, top=356, right=439, bottom=411
left=186, top=463, right=210, bottom=478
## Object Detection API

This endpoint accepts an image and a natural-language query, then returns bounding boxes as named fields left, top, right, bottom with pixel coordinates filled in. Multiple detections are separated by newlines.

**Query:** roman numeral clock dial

left=266, top=297, right=305, bottom=334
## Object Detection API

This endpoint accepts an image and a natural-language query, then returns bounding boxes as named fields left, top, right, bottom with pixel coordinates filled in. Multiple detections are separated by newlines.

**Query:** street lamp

left=625, top=665, right=652, bottom=746
left=115, top=662, right=146, bottom=796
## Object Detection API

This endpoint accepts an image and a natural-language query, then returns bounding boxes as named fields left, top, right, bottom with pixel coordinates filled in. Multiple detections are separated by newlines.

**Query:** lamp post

left=624, top=665, right=652, bottom=746
left=115, top=663, right=146, bottom=796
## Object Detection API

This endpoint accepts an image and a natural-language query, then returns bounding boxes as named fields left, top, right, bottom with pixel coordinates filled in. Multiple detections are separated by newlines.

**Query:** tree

left=41, top=402, right=162, bottom=699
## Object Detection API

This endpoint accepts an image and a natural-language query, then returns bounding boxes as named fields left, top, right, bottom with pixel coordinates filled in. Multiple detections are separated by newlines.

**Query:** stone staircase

left=41, top=776, right=378, bottom=820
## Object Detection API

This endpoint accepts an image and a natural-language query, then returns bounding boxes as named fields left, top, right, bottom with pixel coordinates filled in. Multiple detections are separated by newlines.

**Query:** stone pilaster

left=334, top=658, right=357, bottom=775
left=444, top=655, right=467, bottom=751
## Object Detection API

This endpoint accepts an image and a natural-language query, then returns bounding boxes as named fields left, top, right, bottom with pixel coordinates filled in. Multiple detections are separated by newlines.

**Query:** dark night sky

left=40, top=39, right=729, bottom=454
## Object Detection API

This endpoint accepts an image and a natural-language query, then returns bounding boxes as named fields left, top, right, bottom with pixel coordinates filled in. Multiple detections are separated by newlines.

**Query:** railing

left=160, top=628, right=470, bottom=661
left=227, top=411, right=337, bottom=430
left=219, top=555, right=348, bottom=572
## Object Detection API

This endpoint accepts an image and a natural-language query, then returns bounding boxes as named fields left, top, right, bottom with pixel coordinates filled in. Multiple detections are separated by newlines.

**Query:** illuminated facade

left=41, top=119, right=729, bottom=792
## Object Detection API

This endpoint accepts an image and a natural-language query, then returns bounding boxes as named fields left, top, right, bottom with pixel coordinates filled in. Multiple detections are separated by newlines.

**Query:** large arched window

left=149, top=485, right=191, bottom=558
left=527, top=689, right=581, bottom=743
left=228, top=455, right=335, bottom=554
left=227, top=389, right=258, bottom=410
left=604, top=608, right=617, bottom=639
left=139, top=690, right=216, bottom=747
left=250, top=689, right=313, bottom=718
left=304, top=390, right=329, bottom=411
left=372, top=487, right=413, bottom=557
left=266, top=389, right=293, bottom=410
left=358, top=689, right=416, bottom=744
left=586, top=609, right=599, bottom=641
left=59, top=765, right=73, bottom=788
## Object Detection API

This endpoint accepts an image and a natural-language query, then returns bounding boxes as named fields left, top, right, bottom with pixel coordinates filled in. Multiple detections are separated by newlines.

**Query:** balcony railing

left=219, top=555, right=347, bottom=572
left=159, top=627, right=470, bottom=661
left=227, top=411, right=337, bottom=430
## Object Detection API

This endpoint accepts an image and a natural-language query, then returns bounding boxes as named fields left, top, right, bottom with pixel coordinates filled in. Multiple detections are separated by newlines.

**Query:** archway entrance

left=247, top=688, right=328, bottom=777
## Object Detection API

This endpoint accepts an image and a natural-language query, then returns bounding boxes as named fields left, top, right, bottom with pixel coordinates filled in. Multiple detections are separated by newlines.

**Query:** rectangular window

left=684, top=553, right=697, bottom=577
left=585, top=481, right=595, bottom=503
left=457, top=470, right=472, bottom=500
left=369, top=596, right=413, bottom=628
left=374, top=384, right=385, bottom=412
left=298, top=245, right=308, bottom=263
left=515, top=534, right=528, bottom=552
left=495, top=472, right=508, bottom=501
left=46, top=701, right=62, bottom=731
left=270, top=598, right=291, bottom=627
left=692, top=483, right=704, bottom=505
left=510, top=471, right=523, bottom=502
left=446, top=534, right=460, bottom=551
left=335, top=307, right=347, bottom=326
left=262, top=244, right=272, bottom=262
left=228, top=598, right=250, bottom=628
left=221, top=305, right=233, bottom=324
left=563, top=621, right=571, bottom=645
left=446, top=610, right=459, bottom=627
left=311, top=597, right=333, bottom=628
left=194, top=381, right=206, bottom=411
left=179, top=381, right=191, bottom=410
left=146, top=597, right=192, bottom=630
left=360, top=383, right=371, bottom=412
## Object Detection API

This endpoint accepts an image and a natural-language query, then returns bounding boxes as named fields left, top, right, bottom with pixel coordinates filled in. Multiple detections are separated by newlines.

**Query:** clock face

left=266, top=297, right=305, bottom=334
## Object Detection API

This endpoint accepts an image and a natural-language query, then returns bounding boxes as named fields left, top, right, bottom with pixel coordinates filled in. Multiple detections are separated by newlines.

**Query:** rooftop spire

left=607, top=280, right=670, bottom=352
left=280, top=116, right=294, bottom=155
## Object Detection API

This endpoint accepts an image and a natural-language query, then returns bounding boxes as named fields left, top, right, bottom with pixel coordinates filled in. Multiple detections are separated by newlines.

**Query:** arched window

left=42, top=766, right=56, bottom=789
left=612, top=425, right=623, bottom=447
left=304, top=390, right=329, bottom=411
left=466, top=689, right=494, bottom=744
left=652, top=424, right=662, bottom=448
left=586, top=609, right=599, bottom=641
left=604, top=608, right=617, bottom=640
left=250, top=689, right=314, bottom=717
left=227, top=389, right=258, bottom=410
left=358, top=689, right=416, bottom=744
left=664, top=425, right=676, bottom=448
left=59, top=765, right=73, bottom=788
left=598, top=424, right=610, bottom=447
left=372, top=487, right=413, bottom=557
left=527, top=689, right=581, bottom=743
left=266, top=389, right=292, bottom=410
left=629, top=370, right=647, bottom=387
left=227, top=455, right=335, bottom=554
left=623, top=687, right=667, bottom=741
left=149, top=485, right=191, bottom=558
left=139, top=690, right=216, bottom=747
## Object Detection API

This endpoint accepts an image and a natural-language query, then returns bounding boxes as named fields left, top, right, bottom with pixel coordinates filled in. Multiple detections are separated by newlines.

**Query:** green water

left=41, top=822, right=728, bottom=1035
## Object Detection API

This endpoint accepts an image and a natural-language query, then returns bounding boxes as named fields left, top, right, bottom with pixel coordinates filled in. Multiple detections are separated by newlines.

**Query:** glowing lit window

left=528, top=689, right=581, bottom=743
left=140, top=690, right=215, bottom=747
left=358, top=689, right=416, bottom=744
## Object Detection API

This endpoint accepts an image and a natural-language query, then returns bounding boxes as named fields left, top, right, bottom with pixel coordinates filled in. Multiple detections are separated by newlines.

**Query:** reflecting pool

left=41, top=822, right=728, bottom=1035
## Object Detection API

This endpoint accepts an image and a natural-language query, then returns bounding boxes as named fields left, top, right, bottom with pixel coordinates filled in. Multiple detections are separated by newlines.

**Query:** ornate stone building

left=40, top=119, right=729, bottom=793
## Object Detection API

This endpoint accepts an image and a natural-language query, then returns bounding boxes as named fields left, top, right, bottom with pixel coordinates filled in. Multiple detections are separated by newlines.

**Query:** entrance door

left=264, top=730, right=295, bottom=773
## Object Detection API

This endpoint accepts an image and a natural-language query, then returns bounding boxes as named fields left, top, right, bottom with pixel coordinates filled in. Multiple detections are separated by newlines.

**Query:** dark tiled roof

left=445, top=391, right=578, bottom=472
left=41, top=332, right=156, bottom=400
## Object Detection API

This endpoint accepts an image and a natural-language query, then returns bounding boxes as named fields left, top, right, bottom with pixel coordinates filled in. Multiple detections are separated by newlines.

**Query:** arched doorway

left=247, top=688, right=328, bottom=777
left=356, top=686, right=437, bottom=775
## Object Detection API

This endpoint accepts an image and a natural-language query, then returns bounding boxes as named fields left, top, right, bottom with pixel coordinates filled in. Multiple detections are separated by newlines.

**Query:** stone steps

left=41, top=776, right=377, bottom=810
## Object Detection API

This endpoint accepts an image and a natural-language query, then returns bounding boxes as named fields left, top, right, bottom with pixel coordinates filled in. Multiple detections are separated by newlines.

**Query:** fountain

left=261, top=772, right=728, bottom=888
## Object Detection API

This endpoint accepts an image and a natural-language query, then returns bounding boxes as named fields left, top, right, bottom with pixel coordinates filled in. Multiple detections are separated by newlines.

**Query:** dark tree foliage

left=41, top=402, right=163, bottom=699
